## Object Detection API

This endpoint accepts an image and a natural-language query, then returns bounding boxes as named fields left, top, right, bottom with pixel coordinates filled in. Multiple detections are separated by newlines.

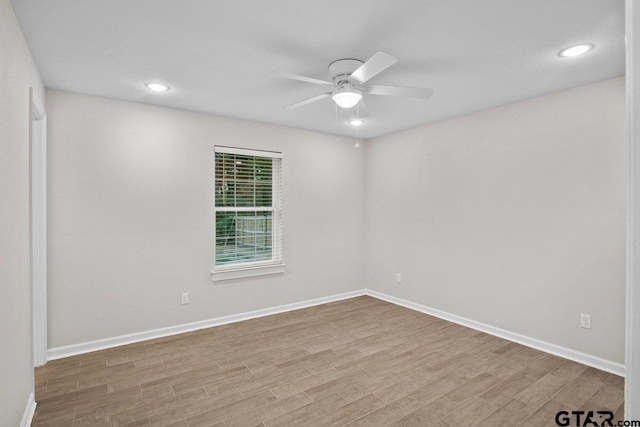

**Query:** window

left=212, top=146, right=283, bottom=281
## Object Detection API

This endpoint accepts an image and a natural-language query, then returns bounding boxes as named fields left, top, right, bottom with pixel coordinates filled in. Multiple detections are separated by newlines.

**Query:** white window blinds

left=214, top=146, right=282, bottom=270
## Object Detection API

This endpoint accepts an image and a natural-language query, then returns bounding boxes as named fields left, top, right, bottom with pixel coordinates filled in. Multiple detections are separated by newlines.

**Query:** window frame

left=212, top=146, right=284, bottom=282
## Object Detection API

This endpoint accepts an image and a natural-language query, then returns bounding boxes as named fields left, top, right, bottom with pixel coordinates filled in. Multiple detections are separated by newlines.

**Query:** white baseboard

left=47, top=289, right=367, bottom=360
left=20, top=392, right=36, bottom=427
left=47, top=288, right=624, bottom=377
left=367, top=289, right=625, bottom=377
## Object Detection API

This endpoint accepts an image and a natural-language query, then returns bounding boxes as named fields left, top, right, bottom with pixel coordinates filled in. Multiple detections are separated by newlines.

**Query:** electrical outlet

left=396, top=273, right=402, bottom=283
left=181, top=292, right=189, bottom=305
left=580, top=314, right=591, bottom=329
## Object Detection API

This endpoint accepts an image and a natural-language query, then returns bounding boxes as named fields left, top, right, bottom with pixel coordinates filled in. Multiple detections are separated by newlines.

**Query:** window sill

left=211, top=263, right=286, bottom=282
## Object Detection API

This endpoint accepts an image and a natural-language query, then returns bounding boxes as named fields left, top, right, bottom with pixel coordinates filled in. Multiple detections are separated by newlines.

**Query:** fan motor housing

left=328, top=58, right=363, bottom=86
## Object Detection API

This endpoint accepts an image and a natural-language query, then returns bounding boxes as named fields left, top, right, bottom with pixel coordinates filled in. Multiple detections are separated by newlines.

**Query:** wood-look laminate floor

left=33, top=296, right=624, bottom=427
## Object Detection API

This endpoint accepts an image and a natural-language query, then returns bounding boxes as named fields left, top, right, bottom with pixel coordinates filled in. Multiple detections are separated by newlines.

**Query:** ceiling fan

left=280, top=52, right=433, bottom=115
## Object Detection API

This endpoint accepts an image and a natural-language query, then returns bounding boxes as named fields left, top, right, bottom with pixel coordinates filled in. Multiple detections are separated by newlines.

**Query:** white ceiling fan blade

left=366, top=84, right=434, bottom=99
left=279, top=72, right=334, bottom=86
left=284, top=93, right=331, bottom=110
left=350, top=52, right=398, bottom=84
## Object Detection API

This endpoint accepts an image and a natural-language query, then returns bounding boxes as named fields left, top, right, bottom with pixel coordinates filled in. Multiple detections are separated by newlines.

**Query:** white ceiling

left=11, top=0, right=624, bottom=139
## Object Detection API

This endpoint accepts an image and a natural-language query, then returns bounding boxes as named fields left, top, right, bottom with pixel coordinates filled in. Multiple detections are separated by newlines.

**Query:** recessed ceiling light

left=145, top=82, right=170, bottom=92
left=349, top=119, right=365, bottom=126
left=558, top=44, right=594, bottom=58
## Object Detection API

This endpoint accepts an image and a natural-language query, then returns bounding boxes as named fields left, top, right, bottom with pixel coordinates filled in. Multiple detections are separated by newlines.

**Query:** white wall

left=0, top=0, right=45, bottom=424
left=365, top=77, right=626, bottom=364
left=627, top=0, right=640, bottom=416
left=47, top=90, right=365, bottom=348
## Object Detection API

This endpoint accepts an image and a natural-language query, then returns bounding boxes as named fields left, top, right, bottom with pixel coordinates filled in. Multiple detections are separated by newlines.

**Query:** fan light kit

left=145, top=82, right=170, bottom=92
left=280, top=52, right=433, bottom=116
left=332, top=87, right=363, bottom=109
left=558, top=44, right=594, bottom=57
